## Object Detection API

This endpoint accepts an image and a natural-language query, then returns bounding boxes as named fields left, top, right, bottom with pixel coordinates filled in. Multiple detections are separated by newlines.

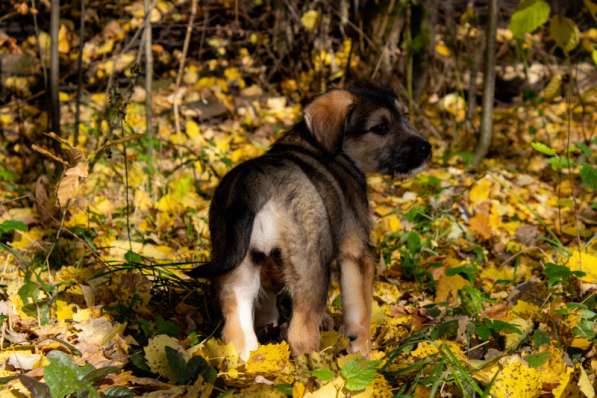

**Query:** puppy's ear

left=304, top=89, right=354, bottom=153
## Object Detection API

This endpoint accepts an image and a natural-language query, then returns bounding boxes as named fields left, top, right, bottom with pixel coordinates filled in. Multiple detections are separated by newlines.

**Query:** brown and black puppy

left=189, top=82, right=431, bottom=360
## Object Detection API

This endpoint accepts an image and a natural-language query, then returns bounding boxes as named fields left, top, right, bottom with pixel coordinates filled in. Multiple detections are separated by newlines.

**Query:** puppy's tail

left=187, top=165, right=264, bottom=278
left=186, top=206, right=256, bottom=279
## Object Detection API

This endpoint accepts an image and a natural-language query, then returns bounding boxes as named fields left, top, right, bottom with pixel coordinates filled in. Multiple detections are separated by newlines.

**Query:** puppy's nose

left=419, top=140, right=432, bottom=160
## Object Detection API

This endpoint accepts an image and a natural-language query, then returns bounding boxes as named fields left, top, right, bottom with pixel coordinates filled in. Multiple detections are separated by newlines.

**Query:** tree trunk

left=49, top=0, right=60, bottom=137
left=473, top=0, right=498, bottom=168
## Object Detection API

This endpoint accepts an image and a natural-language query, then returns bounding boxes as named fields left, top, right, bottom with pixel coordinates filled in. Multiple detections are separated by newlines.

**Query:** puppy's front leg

left=219, top=258, right=260, bottom=361
left=339, top=249, right=373, bottom=355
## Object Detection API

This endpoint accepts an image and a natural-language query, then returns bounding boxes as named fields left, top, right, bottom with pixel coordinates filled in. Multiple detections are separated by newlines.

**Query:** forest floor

left=0, top=35, right=596, bottom=398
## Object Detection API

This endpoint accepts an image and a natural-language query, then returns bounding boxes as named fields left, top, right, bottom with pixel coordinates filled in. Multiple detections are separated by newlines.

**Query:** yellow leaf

left=59, top=91, right=71, bottom=102
left=301, top=10, right=320, bottom=32
left=55, top=299, right=75, bottom=321
left=140, top=244, right=173, bottom=260
left=379, top=214, right=401, bottom=234
left=570, top=337, right=592, bottom=350
left=193, top=338, right=240, bottom=370
left=90, top=197, right=114, bottom=216
left=578, top=366, right=595, bottom=398
left=469, top=177, right=492, bottom=204
left=185, top=119, right=201, bottom=139
left=490, top=355, right=542, bottom=398
left=224, top=67, right=241, bottom=82
left=510, top=300, right=540, bottom=320
left=58, top=24, right=70, bottom=53
left=552, top=366, right=574, bottom=398
left=134, top=189, right=152, bottom=212
left=566, top=250, right=597, bottom=283
left=11, top=227, right=44, bottom=250
left=503, top=317, right=533, bottom=350
left=438, top=93, right=466, bottom=121
left=469, top=211, right=492, bottom=240
left=246, top=342, right=291, bottom=374
left=72, top=308, right=91, bottom=323
left=435, top=274, right=469, bottom=304
left=144, top=335, right=188, bottom=381
left=304, top=376, right=345, bottom=398
left=374, top=281, right=401, bottom=304
left=435, top=41, right=451, bottom=57
left=293, top=382, right=306, bottom=398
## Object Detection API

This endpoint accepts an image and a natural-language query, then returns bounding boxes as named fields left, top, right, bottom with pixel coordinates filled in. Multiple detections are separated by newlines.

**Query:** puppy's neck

left=275, top=120, right=325, bottom=154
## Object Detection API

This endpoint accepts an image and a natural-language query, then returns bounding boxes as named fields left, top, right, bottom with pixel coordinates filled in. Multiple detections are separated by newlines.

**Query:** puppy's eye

left=370, top=122, right=389, bottom=135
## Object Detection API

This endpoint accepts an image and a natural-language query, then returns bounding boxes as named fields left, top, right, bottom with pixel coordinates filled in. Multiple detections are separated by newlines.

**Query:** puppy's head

left=304, top=82, right=431, bottom=176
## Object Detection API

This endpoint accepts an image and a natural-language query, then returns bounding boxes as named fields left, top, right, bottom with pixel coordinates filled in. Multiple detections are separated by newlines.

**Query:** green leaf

left=44, top=351, right=92, bottom=398
left=543, top=262, right=584, bottom=286
left=446, top=266, right=476, bottom=282
left=575, top=142, right=592, bottom=157
left=0, top=220, right=27, bottom=234
left=491, top=319, right=522, bottom=334
left=311, top=367, right=335, bottom=382
left=340, top=357, right=381, bottom=392
left=580, top=164, right=597, bottom=190
left=156, top=316, right=181, bottom=338
left=530, top=141, right=556, bottom=156
left=550, top=15, right=580, bottom=53
left=573, top=319, right=595, bottom=339
left=532, top=329, right=550, bottom=348
left=525, top=352, right=550, bottom=368
left=406, top=232, right=421, bottom=253
left=459, top=285, right=487, bottom=316
left=166, top=346, right=187, bottom=384
left=18, top=280, right=39, bottom=305
left=548, top=156, right=574, bottom=170
left=274, top=384, right=293, bottom=396
left=186, top=355, right=217, bottom=384
left=592, top=49, right=597, bottom=66
left=509, top=0, right=550, bottom=39
left=104, top=386, right=134, bottom=398
left=124, top=250, right=143, bottom=264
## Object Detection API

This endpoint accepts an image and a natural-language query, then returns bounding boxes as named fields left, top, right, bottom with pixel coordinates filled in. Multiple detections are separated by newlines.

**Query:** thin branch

left=173, top=0, right=198, bottom=137
left=30, top=0, right=47, bottom=89
left=74, top=0, right=85, bottom=146
left=144, top=0, right=154, bottom=189
left=473, top=0, right=498, bottom=168
left=49, top=0, right=61, bottom=138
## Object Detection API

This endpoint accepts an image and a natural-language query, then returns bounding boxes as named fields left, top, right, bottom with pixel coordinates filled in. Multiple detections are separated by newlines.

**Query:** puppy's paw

left=347, top=336, right=370, bottom=357
left=239, top=338, right=259, bottom=362
left=288, top=324, right=320, bottom=356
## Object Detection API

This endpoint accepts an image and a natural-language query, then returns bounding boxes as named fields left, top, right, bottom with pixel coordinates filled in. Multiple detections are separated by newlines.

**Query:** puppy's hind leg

left=339, top=247, right=374, bottom=356
left=286, top=253, right=329, bottom=356
left=219, top=256, right=260, bottom=361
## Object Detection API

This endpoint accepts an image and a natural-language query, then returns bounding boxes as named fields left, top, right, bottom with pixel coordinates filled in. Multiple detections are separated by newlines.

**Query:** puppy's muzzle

left=386, top=136, right=432, bottom=175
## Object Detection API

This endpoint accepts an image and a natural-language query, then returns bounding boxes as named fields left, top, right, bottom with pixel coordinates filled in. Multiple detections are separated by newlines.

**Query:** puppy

left=189, top=82, right=431, bottom=360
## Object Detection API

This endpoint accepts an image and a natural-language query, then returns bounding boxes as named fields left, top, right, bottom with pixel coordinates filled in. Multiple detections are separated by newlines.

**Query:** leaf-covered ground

left=1, top=4, right=597, bottom=397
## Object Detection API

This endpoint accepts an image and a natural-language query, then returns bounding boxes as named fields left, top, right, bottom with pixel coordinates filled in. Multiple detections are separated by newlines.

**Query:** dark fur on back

left=187, top=119, right=367, bottom=278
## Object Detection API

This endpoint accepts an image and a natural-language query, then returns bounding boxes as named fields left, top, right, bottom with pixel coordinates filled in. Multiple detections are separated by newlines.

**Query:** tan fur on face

left=343, top=132, right=394, bottom=173
left=364, top=108, right=392, bottom=130
left=304, top=90, right=354, bottom=152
